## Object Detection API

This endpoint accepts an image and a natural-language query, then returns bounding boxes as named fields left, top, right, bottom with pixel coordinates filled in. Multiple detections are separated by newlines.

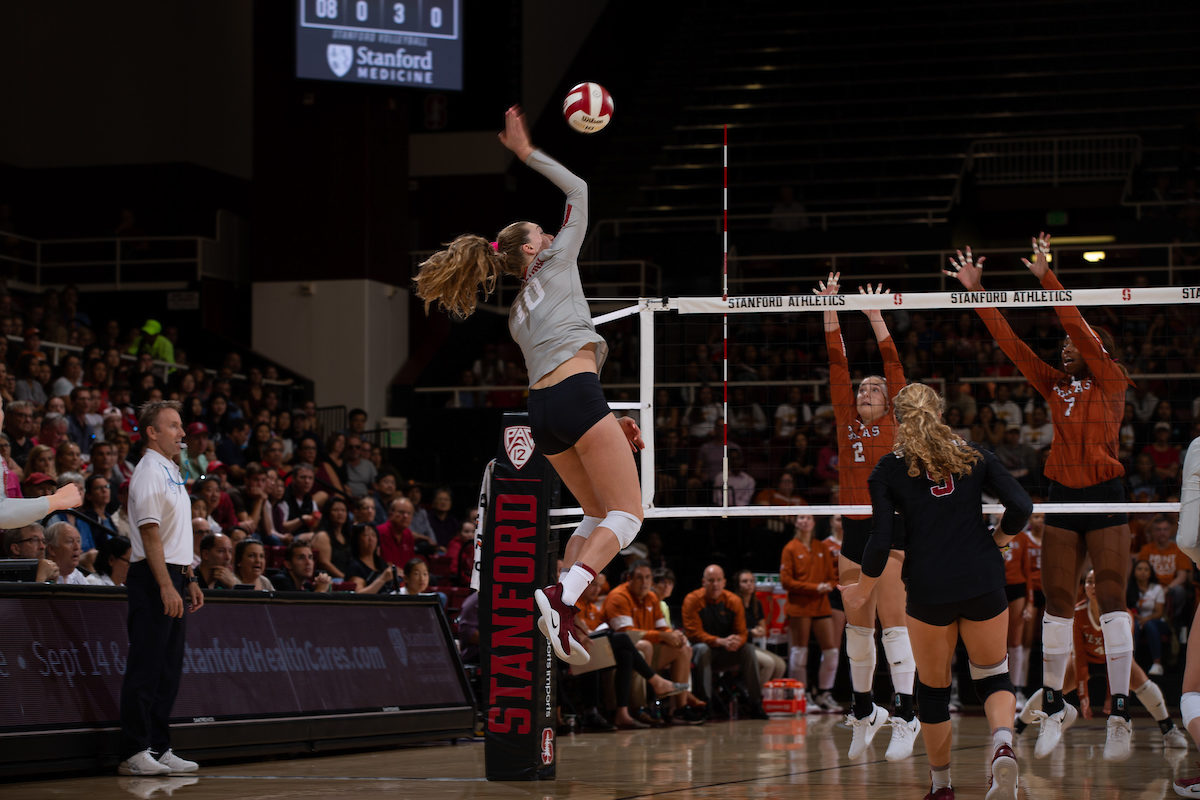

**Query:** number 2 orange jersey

left=826, top=328, right=906, bottom=518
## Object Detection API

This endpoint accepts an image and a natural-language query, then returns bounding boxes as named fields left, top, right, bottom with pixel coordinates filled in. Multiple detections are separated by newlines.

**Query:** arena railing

left=0, top=209, right=243, bottom=289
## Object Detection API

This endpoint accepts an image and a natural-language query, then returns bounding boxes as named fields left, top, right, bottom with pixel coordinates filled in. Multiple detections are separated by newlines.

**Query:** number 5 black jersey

left=863, top=445, right=1032, bottom=606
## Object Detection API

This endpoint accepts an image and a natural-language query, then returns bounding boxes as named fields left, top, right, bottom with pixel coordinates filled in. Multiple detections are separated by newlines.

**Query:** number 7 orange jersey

left=826, top=328, right=907, bottom=518
left=973, top=270, right=1131, bottom=488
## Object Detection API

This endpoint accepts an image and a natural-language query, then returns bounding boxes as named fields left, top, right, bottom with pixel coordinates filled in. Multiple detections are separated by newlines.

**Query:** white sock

left=819, top=648, right=839, bottom=690
left=1134, top=679, right=1169, bottom=722
left=1041, top=614, right=1074, bottom=691
left=931, top=766, right=951, bottom=790
left=1099, top=611, right=1133, bottom=697
left=559, top=563, right=596, bottom=606
left=992, top=727, right=1013, bottom=749
left=846, top=624, right=876, bottom=692
left=789, top=645, right=808, bottom=681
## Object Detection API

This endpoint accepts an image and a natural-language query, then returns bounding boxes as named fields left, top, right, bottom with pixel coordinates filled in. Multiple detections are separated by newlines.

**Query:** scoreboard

left=296, top=0, right=462, bottom=90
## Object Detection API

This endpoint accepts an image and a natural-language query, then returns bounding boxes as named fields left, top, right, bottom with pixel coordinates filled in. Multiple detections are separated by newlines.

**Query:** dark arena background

left=3, top=1, right=1200, bottom=798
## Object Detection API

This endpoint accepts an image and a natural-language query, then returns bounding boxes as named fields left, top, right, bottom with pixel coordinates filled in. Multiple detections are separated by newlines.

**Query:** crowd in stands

left=0, top=285, right=474, bottom=606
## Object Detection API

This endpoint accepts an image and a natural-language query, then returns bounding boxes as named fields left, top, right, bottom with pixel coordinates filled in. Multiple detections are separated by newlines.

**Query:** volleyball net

left=554, top=281, right=1200, bottom=528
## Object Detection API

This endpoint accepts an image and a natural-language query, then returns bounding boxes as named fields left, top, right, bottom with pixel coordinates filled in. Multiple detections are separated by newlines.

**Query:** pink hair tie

left=489, top=241, right=499, bottom=252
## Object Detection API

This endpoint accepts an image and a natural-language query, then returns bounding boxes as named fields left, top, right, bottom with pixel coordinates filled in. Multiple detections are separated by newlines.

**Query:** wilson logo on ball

left=563, top=82, right=614, bottom=134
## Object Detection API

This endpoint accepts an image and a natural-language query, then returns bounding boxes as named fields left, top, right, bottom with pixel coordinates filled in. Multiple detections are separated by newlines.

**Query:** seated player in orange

left=601, top=560, right=704, bottom=724
left=572, top=575, right=687, bottom=730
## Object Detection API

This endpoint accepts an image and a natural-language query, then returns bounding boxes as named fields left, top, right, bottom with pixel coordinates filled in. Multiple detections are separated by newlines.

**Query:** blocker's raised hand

left=858, top=283, right=890, bottom=319
left=814, top=272, right=841, bottom=296
left=1021, top=231, right=1052, bottom=279
left=944, top=247, right=985, bottom=291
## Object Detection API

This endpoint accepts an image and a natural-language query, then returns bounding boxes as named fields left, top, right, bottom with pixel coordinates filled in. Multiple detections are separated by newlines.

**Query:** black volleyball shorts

left=527, top=372, right=613, bottom=456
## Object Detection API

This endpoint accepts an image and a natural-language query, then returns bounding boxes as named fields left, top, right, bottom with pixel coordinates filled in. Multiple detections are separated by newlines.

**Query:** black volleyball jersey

left=863, top=445, right=1032, bottom=606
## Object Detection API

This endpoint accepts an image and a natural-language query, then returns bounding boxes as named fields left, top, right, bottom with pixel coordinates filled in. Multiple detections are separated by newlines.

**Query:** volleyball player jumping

left=842, top=382, right=1031, bottom=800
left=815, top=273, right=920, bottom=760
left=415, top=106, right=643, bottom=666
left=947, top=233, right=1136, bottom=760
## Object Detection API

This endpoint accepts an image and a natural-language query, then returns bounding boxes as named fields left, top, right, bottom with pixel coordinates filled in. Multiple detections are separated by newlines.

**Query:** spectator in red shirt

left=445, top=519, right=476, bottom=586
left=377, top=496, right=416, bottom=568
left=1142, top=422, right=1182, bottom=482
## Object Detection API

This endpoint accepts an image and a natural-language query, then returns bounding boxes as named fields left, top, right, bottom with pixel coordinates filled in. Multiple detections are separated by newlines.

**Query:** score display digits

left=296, top=0, right=462, bottom=90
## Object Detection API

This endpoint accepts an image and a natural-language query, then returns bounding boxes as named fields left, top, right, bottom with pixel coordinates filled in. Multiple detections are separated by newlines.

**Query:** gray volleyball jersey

left=508, top=149, right=608, bottom=385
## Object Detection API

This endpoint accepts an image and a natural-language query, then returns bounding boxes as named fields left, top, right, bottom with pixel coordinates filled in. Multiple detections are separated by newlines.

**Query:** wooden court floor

left=9, top=712, right=1191, bottom=799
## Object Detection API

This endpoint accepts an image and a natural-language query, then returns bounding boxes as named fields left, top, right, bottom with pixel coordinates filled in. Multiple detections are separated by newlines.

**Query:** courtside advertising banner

left=0, top=593, right=470, bottom=729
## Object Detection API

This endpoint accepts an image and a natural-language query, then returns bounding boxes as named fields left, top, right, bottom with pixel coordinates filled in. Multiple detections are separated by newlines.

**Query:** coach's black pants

left=119, top=560, right=189, bottom=758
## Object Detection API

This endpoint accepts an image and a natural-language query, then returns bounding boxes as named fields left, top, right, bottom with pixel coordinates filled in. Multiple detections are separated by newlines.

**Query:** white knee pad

left=603, top=510, right=642, bottom=548
left=1182, top=692, right=1200, bottom=728
left=571, top=515, right=603, bottom=541
left=1099, top=611, right=1135, bottom=655
left=881, top=626, right=916, bottom=672
left=968, top=656, right=1010, bottom=681
left=1042, top=613, right=1074, bottom=656
left=846, top=624, right=875, bottom=664
left=969, top=657, right=1013, bottom=701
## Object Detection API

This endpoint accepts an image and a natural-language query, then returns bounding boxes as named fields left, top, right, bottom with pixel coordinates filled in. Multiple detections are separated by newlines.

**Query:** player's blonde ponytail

left=892, top=383, right=981, bottom=483
left=414, top=222, right=530, bottom=318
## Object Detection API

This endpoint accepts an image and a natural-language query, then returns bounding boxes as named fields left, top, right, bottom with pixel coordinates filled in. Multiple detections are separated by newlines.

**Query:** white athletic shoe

left=885, top=715, right=921, bottom=761
left=813, top=690, right=843, bottom=714
left=1014, top=688, right=1043, bottom=733
left=118, top=749, right=170, bottom=776
left=1014, top=690, right=1027, bottom=712
left=155, top=749, right=199, bottom=774
left=847, top=704, right=888, bottom=759
left=1103, top=715, right=1133, bottom=762
left=1164, top=726, right=1190, bottom=750
left=984, top=743, right=1019, bottom=800
left=1032, top=702, right=1077, bottom=758
left=1150, top=663, right=1165, bottom=676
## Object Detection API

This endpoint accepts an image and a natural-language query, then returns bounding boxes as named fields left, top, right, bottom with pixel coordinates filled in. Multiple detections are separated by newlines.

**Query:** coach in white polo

left=118, top=400, right=204, bottom=777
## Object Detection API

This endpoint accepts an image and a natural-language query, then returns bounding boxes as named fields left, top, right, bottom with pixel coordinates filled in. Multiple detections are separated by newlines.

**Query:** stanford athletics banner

left=480, top=412, right=560, bottom=781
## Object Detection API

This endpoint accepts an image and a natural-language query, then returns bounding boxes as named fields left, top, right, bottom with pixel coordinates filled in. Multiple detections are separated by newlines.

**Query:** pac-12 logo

left=327, top=44, right=354, bottom=77
left=504, top=426, right=535, bottom=470
left=540, top=727, right=555, bottom=765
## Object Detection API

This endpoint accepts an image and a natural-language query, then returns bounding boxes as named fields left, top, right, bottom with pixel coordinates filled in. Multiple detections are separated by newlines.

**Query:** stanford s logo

left=927, top=471, right=955, bottom=497
left=327, top=45, right=354, bottom=77
left=540, top=727, right=555, bottom=765
left=504, top=426, right=536, bottom=470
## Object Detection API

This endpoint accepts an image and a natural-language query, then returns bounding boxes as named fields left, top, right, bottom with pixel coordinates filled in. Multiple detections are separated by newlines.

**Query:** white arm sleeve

left=0, top=461, right=50, bottom=527
left=0, top=491, right=51, bottom=529
left=1179, top=437, right=1200, bottom=565
left=524, top=149, right=588, bottom=261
